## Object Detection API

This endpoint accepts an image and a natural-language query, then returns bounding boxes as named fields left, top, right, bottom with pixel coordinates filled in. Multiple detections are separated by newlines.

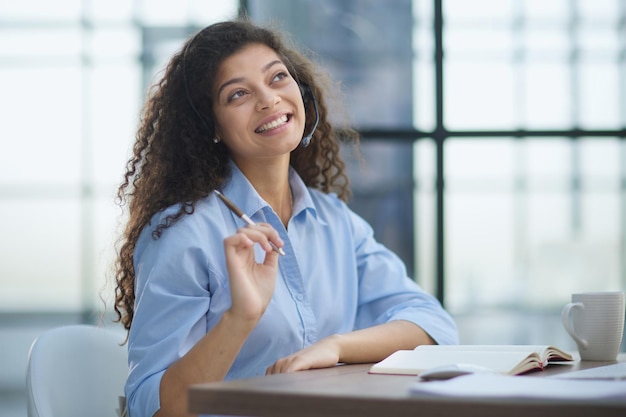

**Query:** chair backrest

left=26, top=324, right=128, bottom=417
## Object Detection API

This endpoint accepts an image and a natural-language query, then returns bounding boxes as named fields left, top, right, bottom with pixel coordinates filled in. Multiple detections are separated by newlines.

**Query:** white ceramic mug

left=561, top=291, right=625, bottom=361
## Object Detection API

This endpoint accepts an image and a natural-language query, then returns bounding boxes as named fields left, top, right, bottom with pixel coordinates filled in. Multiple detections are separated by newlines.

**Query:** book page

left=414, top=345, right=548, bottom=353
left=413, top=345, right=573, bottom=361
left=369, top=349, right=536, bottom=375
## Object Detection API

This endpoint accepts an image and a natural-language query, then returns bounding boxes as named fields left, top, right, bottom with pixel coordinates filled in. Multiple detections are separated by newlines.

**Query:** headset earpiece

left=299, top=83, right=319, bottom=147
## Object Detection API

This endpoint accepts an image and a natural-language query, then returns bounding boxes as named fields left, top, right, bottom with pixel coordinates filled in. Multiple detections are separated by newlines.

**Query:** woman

left=114, top=19, right=458, bottom=417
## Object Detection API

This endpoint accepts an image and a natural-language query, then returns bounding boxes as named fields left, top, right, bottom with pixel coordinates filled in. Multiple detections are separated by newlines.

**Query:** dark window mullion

left=433, top=0, right=446, bottom=306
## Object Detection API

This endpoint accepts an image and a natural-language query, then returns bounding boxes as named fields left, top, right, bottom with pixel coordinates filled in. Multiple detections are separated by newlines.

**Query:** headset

left=182, top=33, right=319, bottom=148
left=298, top=83, right=319, bottom=148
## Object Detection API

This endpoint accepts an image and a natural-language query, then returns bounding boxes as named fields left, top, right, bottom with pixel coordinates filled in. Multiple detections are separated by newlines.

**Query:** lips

left=255, top=114, right=290, bottom=133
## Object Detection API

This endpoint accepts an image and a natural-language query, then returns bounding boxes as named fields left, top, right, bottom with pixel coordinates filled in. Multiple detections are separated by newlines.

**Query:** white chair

left=26, top=324, right=128, bottom=417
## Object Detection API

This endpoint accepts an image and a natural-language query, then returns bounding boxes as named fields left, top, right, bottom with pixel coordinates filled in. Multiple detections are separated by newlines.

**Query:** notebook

left=369, top=344, right=573, bottom=376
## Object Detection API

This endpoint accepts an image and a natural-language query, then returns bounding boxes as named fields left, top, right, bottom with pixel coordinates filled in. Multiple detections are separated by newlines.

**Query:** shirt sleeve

left=348, top=208, right=459, bottom=345
left=124, top=212, right=217, bottom=417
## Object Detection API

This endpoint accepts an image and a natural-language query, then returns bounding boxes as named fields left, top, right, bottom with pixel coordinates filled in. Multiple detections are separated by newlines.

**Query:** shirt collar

left=222, top=160, right=323, bottom=223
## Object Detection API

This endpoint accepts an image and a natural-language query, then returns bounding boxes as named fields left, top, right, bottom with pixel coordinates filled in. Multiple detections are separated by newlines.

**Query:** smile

left=255, top=114, right=289, bottom=133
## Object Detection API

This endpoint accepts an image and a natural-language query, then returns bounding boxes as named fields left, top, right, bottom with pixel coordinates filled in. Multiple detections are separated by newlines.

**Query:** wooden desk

left=189, top=355, right=626, bottom=417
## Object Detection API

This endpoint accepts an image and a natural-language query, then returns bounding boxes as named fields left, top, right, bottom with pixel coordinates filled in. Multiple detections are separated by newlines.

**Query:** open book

left=369, top=345, right=573, bottom=376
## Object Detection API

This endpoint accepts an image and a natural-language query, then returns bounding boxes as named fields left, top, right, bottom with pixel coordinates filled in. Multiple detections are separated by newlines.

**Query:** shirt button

left=296, top=294, right=304, bottom=301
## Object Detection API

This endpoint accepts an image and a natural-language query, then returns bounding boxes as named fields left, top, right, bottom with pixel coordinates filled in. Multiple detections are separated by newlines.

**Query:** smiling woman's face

left=212, top=43, right=306, bottom=165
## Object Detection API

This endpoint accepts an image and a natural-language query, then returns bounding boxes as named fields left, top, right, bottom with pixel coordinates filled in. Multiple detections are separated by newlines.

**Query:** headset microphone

left=300, top=85, right=319, bottom=148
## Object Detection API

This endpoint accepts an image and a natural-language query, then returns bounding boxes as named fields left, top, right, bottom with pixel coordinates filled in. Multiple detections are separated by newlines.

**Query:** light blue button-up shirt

left=125, top=162, right=458, bottom=417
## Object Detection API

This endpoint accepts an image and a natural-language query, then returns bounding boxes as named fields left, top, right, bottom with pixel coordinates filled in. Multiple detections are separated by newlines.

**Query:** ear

left=213, top=125, right=224, bottom=142
left=213, top=118, right=223, bottom=137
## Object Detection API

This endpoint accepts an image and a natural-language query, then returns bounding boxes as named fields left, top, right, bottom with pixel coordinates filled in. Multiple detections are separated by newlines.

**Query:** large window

left=1, top=0, right=624, bottom=350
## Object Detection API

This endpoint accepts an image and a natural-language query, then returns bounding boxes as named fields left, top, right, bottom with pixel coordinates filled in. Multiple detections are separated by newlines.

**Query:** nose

left=255, top=87, right=281, bottom=111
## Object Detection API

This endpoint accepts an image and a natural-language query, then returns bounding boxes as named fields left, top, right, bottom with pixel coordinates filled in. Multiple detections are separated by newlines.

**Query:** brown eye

left=228, top=89, right=247, bottom=102
left=272, top=71, right=289, bottom=83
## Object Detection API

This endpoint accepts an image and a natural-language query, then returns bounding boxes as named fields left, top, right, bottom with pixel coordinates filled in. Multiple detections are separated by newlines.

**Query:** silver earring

left=213, top=137, right=220, bottom=143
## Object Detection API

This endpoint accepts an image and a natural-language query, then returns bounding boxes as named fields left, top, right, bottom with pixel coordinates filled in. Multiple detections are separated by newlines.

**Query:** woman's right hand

left=223, top=223, right=282, bottom=323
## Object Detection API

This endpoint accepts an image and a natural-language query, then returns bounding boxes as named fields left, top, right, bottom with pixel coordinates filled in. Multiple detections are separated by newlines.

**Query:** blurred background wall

left=1, top=0, right=625, bottom=415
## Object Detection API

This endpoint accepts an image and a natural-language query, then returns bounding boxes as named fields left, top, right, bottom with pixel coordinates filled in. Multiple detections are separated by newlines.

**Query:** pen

left=214, top=190, right=286, bottom=256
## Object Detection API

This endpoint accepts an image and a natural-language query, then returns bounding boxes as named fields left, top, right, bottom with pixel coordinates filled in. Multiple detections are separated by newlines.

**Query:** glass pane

left=445, top=28, right=515, bottom=58
left=90, top=64, right=141, bottom=184
left=0, top=199, right=82, bottom=311
left=138, top=0, right=189, bottom=25
left=412, top=8, right=434, bottom=131
left=524, top=193, right=577, bottom=306
left=578, top=62, right=620, bottom=128
left=578, top=26, right=620, bottom=57
left=445, top=139, right=516, bottom=187
left=189, top=0, right=239, bottom=23
left=413, top=139, right=436, bottom=293
left=88, top=0, right=135, bottom=22
left=413, top=0, right=433, bottom=25
left=579, top=138, right=620, bottom=185
left=414, top=139, right=436, bottom=191
left=0, top=0, right=81, bottom=20
left=139, top=0, right=238, bottom=26
left=582, top=193, right=620, bottom=239
left=0, top=67, right=82, bottom=184
left=523, top=0, right=569, bottom=20
left=523, top=28, right=569, bottom=59
left=89, top=27, right=142, bottom=60
left=93, top=196, right=125, bottom=309
left=444, top=0, right=515, bottom=22
left=522, top=63, right=571, bottom=129
left=445, top=62, right=516, bottom=129
left=577, top=0, right=620, bottom=20
left=525, top=138, right=571, bottom=190
left=413, top=59, right=435, bottom=131
left=446, top=192, right=516, bottom=310
left=526, top=194, right=620, bottom=303
left=0, top=28, right=82, bottom=57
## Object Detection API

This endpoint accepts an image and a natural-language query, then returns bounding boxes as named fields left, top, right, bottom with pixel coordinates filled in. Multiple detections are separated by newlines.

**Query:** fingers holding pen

left=214, top=191, right=286, bottom=255
left=246, top=223, right=285, bottom=256
left=225, top=223, right=285, bottom=256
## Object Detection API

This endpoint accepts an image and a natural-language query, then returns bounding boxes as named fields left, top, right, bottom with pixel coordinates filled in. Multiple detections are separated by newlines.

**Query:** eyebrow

left=216, top=59, right=284, bottom=99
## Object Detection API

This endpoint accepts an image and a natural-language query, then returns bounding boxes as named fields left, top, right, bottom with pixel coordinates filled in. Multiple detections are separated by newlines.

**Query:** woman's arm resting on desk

left=266, top=320, right=434, bottom=374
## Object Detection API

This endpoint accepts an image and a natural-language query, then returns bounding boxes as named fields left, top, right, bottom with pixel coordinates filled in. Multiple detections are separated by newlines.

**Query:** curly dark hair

left=113, top=19, right=358, bottom=332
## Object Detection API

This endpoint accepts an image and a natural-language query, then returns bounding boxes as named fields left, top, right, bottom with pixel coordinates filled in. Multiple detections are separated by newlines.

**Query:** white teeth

left=256, top=115, right=288, bottom=133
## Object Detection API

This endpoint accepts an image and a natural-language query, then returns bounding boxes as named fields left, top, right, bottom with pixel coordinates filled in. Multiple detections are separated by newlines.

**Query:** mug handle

left=561, top=302, right=588, bottom=348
